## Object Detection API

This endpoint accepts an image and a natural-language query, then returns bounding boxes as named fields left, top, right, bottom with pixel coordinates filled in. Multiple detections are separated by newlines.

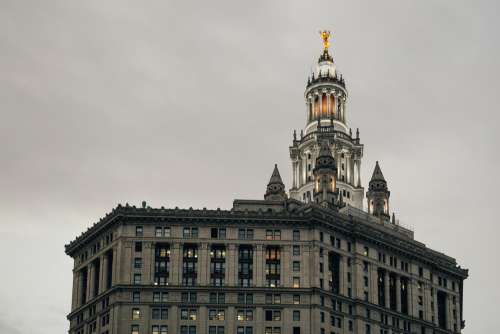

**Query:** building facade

left=65, top=32, right=468, bottom=334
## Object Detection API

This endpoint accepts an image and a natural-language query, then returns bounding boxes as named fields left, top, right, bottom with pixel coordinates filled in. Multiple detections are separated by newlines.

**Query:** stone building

left=65, top=32, right=468, bottom=334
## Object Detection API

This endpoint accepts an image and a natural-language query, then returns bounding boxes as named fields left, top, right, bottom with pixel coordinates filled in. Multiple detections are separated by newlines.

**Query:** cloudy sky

left=1, top=0, right=498, bottom=332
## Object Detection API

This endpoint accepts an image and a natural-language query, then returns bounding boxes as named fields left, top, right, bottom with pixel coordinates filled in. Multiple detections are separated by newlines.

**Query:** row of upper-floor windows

left=78, top=231, right=114, bottom=264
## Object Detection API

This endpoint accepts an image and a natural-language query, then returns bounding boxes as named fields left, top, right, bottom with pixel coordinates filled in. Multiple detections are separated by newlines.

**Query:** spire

left=264, top=164, right=287, bottom=201
left=366, top=161, right=390, bottom=218
left=268, top=164, right=283, bottom=185
left=370, top=161, right=386, bottom=182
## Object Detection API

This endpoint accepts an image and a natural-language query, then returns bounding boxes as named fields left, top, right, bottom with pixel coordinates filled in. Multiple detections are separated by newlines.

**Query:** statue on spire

left=320, top=30, right=331, bottom=51
left=318, top=30, right=333, bottom=62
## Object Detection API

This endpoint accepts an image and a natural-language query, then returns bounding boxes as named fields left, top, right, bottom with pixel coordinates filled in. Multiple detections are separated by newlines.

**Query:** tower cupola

left=304, top=31, right=348, bottom=134
left=366, top=161, right=391, bottom=218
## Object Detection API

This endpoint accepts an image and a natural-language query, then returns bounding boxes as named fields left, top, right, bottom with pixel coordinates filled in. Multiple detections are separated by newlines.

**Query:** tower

left=264, top=164, right=287, bottom=201
left=366, top=161, right=390, bottom=218
left=312, top=140, right=340, bottom=208
left=289, top=31, right=364, bottom=208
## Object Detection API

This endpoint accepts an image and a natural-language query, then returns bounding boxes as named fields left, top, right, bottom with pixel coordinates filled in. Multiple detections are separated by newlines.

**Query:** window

left=363, top=246, right=369, bottom=256
left=180, top=309, right=197, bottom=321
left=132, top=308, right=141, bottom=320
left=293, top=230, right=300, bottom=241
left=133, top=273, right=141, bottom=284
left=152, top=325, right=168, bottom=334
left=181, top=292, right=197, bottom=303
left=134, top=257, right=142, bottom=269
left=293, top=246, right=300, bottom=256
left=265, top=310, right=281, bottom=321
left=136, top=226, right=143, bottom=236
left=364, top=276, right=369, bottom=287
left=293, top=295, right=300, bottom=304
left=266, top=229, right=281, bottom=240
left=131, top=325, right=139, bottom=334
left=320, top=311, right=325, bottom=322
left=293, top=261, right=300, bottom=272
left=135, top=242, right=142, bottom=252
left=208, top=326, right=224, bottom=334
left=152, top=308, right=168, bottom=320
left=293, top=310, right=300, bottom=321
left=209, top=309, right=225, bottom=321
left=293, top=277, right=300, bottom=288
left=209, top=292, right=225, bottom=304
left=419, top=266, right=423, bottom=277
left=183, top=227, right=198, bottom=238
left=132, top=291, right=140, bottom=303
left=153, top=291, right=168, bottom=303
left=238, top=228, right=254, bottom=240
left=237, top=327, right=253, bottom=334
left=293, top=327, right=300, bottom=334
left=211, top=228, right=226, bottom=239
left=320, top=232, right=324, bottom=242
left=236, top=309, right=253, bottom=321
left=155, top=227, right=163, bottom=237
left=347, top=242, right=352, bottom=252
left=180, top=326, right=197, bottom=334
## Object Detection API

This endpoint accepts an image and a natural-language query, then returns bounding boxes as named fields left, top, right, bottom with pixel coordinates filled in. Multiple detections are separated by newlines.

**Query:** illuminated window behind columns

left=314, top=96, right=320, bottom=118
left=330, top=95, right=336, bottom=118
left=322, top=94, right=327, bottom=116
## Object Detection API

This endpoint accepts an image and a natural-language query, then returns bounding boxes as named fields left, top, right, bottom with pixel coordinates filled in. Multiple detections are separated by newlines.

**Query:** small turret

left=264, top=164, right=287, bottom=201
left=313, top=141, right=340, bottom=208
left=366, top=161, right=391, bottom=218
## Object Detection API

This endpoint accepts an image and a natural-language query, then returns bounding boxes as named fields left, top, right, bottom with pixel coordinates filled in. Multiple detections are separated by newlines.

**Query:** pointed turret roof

left=264, top=164, right=287, bottom=201
left=318, top=140, right=332, bottom=158
left=268, top=164, right=284, bottom=186
left=370, top=161, right=386, bottom=182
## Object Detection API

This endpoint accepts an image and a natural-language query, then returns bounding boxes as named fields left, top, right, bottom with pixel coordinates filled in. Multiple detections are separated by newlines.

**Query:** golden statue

left=320, top=30, right=331, bottom=51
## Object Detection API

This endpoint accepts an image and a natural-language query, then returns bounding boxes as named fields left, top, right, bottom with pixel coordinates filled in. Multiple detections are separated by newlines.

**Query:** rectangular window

left=133, top=274, right=141, bottom=285
left=293, top=310, right=300, bottom=321
left=164, top=227, right=171, bottom=237
left=134, top=257, right=142, bottom=269
left=293, top=230, right=300, bottom=241
left=293, top=277, right=300, bottom=288
left=293, top=295, right=300, bottom=304
left=293, top=246, right=300, bottom=256
left=131, top=325, right=139, bottom=334
left=155, top=227, right=163, bottom=237
left=293, top=261, right=300, bottom=272
left=132, top=308, right=140, bottom=320
left=135, top=242, right=142, bottom=252
left=132, top=291, right=140, bottom=303
left=136, top=226, right=143, bottom=236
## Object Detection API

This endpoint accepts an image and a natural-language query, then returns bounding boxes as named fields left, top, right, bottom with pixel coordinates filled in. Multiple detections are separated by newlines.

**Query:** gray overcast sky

left=0, top=0, right=498, bottom=332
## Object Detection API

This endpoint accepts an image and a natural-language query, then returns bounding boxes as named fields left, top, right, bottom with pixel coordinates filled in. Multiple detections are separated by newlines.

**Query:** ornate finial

left=320, top=30, right=331, bottom=51
left=318, top=30, right=334, bottom=62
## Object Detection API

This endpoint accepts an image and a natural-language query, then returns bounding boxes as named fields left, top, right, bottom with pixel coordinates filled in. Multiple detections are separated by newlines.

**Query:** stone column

left=227, top=244, right=237, bottom=286
left=71, top=271, right=79, bottom=310
left=396, top=275, right=402, bottom=312
left=408, top=278, right=415, bottom=317
left=370, top=264, right=378, bottom=304
left=384, top=271, right=390, bottom=308
left=87, top=262, right=94, bottom=302
left=254, top=244, right=264, bottom=287
left=142, top=242, right=153, bottom=285
left=326, top=93, right=331, bottom=118
left=198, top=243, right=209, bottom=286
left=446, top=294, right=452, bottom=330
left=319, top=93, right=323, bottom=116
left=281, top=245, right=290, bottom=287
left=170, top=243, right=181, bottom=285
left=357, top=159, right=362, bottom=188
left=111, top=246, right=119, bottom=286
left=313, top=93, right=318, bottom=119
left=339, top=256, right=346, bottom=296
left=99, top=254, right=108, bottom=294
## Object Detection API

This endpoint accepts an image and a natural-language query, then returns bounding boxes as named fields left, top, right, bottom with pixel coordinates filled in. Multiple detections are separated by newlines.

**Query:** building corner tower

left=289, top=31, right=364, bottom=209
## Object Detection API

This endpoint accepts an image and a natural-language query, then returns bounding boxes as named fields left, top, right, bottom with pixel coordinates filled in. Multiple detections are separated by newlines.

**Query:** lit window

left=132, top=308, right=140, bottom=320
